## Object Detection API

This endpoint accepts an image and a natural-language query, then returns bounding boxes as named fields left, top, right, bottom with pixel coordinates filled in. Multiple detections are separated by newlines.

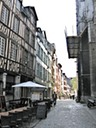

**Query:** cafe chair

left=21, top=109, right=29, bottom=128
left=27, top=107, right=33, bottom=121
left=32, top=107, right=37, bottom=117
left=0, top=115, right=11, bottom=128
left=9, top=112, right=18, bottom=128
left=14, top=111, right=23, bottom=127
left=22, top=109, right=29, bottom=122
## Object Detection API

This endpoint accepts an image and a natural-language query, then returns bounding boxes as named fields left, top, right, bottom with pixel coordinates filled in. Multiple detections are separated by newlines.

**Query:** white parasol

left=12, top=81, right=46, bottom=90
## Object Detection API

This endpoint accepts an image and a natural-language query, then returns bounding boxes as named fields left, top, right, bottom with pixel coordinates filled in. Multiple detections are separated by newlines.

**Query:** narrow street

left=31, top=99, right=96, bottom=128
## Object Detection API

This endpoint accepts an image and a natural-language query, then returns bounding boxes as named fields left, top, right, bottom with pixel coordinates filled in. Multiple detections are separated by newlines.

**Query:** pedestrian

left=71, top=91, right=75, bottom=100
left=52, top=92, right=57, bottom=106
left=72, top=94, right=75, bottom=100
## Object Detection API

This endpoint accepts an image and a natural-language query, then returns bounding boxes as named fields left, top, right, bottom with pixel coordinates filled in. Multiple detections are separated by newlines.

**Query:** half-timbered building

left=0, top=0, right=38, bottom=100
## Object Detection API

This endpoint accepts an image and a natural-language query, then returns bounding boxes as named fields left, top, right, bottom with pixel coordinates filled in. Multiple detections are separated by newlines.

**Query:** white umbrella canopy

left=12, top=81, right=46, bottom=89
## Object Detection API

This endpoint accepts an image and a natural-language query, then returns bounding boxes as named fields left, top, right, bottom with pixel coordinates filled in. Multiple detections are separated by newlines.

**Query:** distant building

left=54, top=63, right=62, bottom=98
left=50, top=43, right=62, bottom=98
left=35, top=27, right=52, bottom=99
left=61, top=73, right=71, bottom=99
left=0, top=0, right=64, bottom=103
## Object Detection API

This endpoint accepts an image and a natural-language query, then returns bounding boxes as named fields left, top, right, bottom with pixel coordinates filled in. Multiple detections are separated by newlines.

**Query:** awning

left=66, top=36, right=80, bottom=58
left=12, top=81, right=46, bottom=90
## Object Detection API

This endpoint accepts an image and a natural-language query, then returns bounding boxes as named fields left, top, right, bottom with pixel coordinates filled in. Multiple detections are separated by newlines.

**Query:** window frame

left=13, top=16, right=20, bottom=33
left=36, top=62, right=40, bottom=77
left=37, top=44, right=40, bottom=57
left=31, top=33, right=35, bottom=48
left=25, top=27, right=30, bottom=43
left=10, top=42, right=17, bottom=61
left=28, top=53, right=34, bottom=69
left=1, top=4, right=9, bottom=25
left=0, top=36, right=6, bottom=56
left=24, top=49, right=28, bottom=65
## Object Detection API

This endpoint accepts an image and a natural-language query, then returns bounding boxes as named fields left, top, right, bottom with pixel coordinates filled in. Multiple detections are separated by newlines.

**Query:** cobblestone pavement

left=30, top=99, right=96, bottom=128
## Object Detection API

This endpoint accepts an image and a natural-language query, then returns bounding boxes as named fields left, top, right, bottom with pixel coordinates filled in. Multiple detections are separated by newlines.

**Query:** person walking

left=52, top=92, right=57, bottom=106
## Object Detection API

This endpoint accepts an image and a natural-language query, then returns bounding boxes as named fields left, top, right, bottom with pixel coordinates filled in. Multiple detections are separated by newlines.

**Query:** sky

left=23, top=0, right=77, bottom=77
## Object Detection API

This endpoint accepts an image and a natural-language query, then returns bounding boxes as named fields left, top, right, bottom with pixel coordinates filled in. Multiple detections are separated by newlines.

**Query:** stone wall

left=89, top=42, right=96, bottom=96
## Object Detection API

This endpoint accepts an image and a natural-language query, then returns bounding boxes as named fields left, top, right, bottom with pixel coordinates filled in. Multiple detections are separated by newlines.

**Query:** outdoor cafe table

left=0, top=107, right=27, bottom=118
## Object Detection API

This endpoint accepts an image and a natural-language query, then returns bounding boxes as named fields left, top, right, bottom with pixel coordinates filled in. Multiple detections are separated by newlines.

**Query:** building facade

left=61, top=73, right=71, bottom=99
left=35, top=27, right=52, bottom=99
left=51, top=44, right=58, bottom=93
left=67, top=0, right=96, bottom=102
left=0, top=0, right=38, bottom=101
left=35, top=27, right=62, bottom=100
left=54, top=63, right=62, bottom=98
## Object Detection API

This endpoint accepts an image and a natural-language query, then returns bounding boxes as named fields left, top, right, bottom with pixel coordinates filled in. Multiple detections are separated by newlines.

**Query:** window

left=0, top=36, right=5, bottom=56
left=44, top=52, right=46, bottom=63
left=1, top=5, right=9, bottom=25
left=13, top=17, right=19, bottom=33
left=46, top=71, right=48, bottom=82
left=40, top=65, right=42, bottom=79
left=45, top=70, right=47, bottom=81
left=46, top=56, right=48, bottom=66
left=24, top=50, right=28, bottom=65
left=10, top=43, right=17, bottom=61
left=25, top=28, right=30, bottom=43
left=36, top=63, right=40, bottom=77
left=37, top=44, right=40, bottom=57
left=47, top=57, right=49, bottom=66
left=29, top=54, right=33, bottom=68
left=44, top=53, right=47, bottom=64
left=31, top=33, right=35, bottom=48
left=47, top=71, right=49, bottom=82
left=43, top=68, right=45, bottom=81
left=43, top=68, right=47, bottom=81
left=42, top=51, right=44, bottom=62
left=16, top=0, right=21, bottom=11
left=40, top=48, right=43, bottom=60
